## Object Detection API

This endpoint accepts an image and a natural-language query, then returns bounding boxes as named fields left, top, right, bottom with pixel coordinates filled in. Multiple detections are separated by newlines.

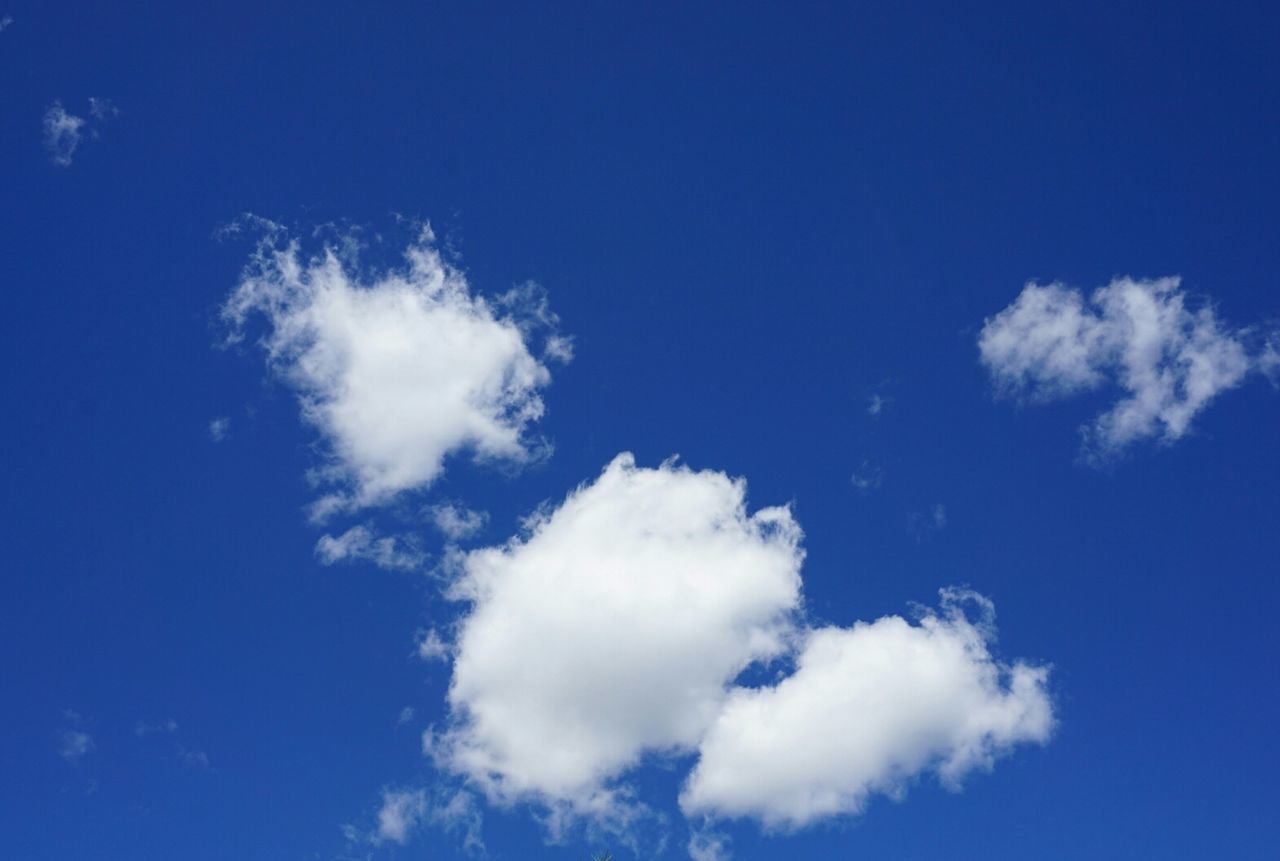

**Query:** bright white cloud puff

left=435, top=454, right=805, bottom=819
left=223, top=221, right=569, bottom=515
left=979, top=277, right=1273, bottom=459
left=681, top=589, right=1052, bottom=828
left=432, top=454, right=1051, bottom=834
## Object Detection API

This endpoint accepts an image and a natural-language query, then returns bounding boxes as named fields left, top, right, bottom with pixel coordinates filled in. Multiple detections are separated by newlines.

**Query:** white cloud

left=430, top=457, right=1052, bottom=840
left=544, top=334, right=576, bottom=364
left=680, top=589, right=1053, bottom=829
left=417, top=628, right=451, bottom=662
left=428, top=502, right=488, bottom=541
left=43, top=102, right=85, bottom=167
left=867, top=394, right=888, bottom=416
left=59, top=730, right=94, bottom=763
left=687, top=829, right=731, bottom=861
left=222, top=222, right=568, bottom=515
left=42, top=97, right=117, bottom=167
left=434, top=789, right=487, bottom=854
left=375, top=788, right=428, bottom=844
left=979, top=277, right=1269, bottom=459
left=0, top=15, right=13, bottom=33
left=373, top=787, right=485, bottom=852
left=397, top=706, right=416, bottom=726
left=208, top=417, right=230, bottom=442
left=315, top=525, right=423, bottom=571
left=434, top=453, right=805, bottom=818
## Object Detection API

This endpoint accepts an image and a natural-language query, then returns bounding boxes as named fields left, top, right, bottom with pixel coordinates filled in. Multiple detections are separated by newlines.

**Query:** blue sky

left=4, top=2, right=1280, bottom=859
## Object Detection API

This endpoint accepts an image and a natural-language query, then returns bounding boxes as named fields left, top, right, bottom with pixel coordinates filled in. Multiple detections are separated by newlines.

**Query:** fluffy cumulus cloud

left=222, top=221, right=569, bottom=515
left=979, top=277, right=1272, bottom=459
left=430, top=454, right=1052, bottom=841
left=433, top=454, right=805, bottom=817
left=680, top=590, right=1052, bottom=828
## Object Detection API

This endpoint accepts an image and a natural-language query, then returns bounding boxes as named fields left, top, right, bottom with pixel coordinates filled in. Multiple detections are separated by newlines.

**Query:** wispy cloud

left=376, top=788, right=427, bottom=844
left=360, top=786, right=485, bottom=853
left=42, top=98, right=117, bottom=167
left=88, top=97, right=119, bottom=122
left=315, top=525, right=423, bottom=571
left=134, top=718, right=178, bottom=737
left=135, top=717, right=211, bottom=769
left=208, top=416, right=230, bottom=442
left=849, top=459, right=883, bottom=492
left=58, top=730, right=95, bottom=764
left=58, top=710, right=95, bottom=764
left=416, top=629, right=450, bottom=662
left=43, top=102, right=86, bottom=167
left=687, top=828, right=731, bottom=861
left=426, top=502, right=488, bottom=541
left=980, top=276, right=1274, bottom=461
left=907, top=502, right=947, bottom=541
left=179, top=748, right=212, bottom=770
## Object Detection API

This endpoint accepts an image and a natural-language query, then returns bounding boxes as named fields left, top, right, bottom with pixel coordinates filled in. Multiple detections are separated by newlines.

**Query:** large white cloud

left=680, top=590, right=1052, bottom=828
left=433, top=453, right=805, bottom=816
left=979, top=277, right=1269, bottom=459
left=223, top=222, right=568, bottom=514
left=430, top=455, right=1052, bottom=841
